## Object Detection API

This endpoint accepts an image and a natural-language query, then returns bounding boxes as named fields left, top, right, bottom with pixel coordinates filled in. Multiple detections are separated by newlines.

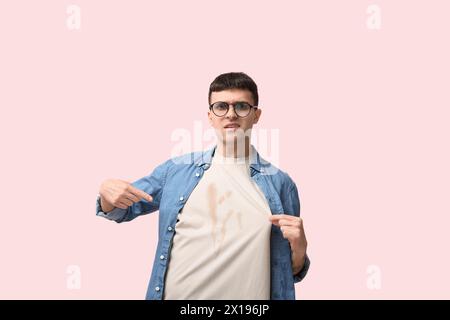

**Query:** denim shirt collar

left=196, top=145, right=272, bottom=176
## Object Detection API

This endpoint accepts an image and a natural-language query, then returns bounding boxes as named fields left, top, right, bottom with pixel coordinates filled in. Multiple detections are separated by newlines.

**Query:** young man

left=96, top=72, right=310, bottom=299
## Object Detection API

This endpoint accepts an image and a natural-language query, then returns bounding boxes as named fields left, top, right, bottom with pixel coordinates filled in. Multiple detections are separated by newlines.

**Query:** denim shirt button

left=168, top=226, right=173, bottom=231
left=155, top=286, right=160, bottom=292
left=160, top=255, right=165, bottom=260
left=179, top=196, right=184, bottom=201
left=195, top=172, right=200, bottom=177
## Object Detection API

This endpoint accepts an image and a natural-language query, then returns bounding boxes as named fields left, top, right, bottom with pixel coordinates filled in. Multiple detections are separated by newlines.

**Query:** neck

left=217, top=137, right=251, bottom=158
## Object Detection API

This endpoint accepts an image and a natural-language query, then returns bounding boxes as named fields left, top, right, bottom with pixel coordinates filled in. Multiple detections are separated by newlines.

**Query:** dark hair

left=208, top=72, right=259, bottom=106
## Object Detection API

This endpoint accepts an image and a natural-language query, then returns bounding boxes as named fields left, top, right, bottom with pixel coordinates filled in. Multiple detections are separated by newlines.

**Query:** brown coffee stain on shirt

left=208, top=183, right=237, bottom=255
left=216, top=209, right=236, bottom=256
left=218, top=190, right=232, bottom=204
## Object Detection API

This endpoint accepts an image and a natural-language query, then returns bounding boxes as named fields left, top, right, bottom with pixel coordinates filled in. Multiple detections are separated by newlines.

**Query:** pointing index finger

left=128, top=185, right=153, bottom=202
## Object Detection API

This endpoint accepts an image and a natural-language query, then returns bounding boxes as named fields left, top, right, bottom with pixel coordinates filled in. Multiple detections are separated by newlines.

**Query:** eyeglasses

left=209, top=101, right=257, bottom=118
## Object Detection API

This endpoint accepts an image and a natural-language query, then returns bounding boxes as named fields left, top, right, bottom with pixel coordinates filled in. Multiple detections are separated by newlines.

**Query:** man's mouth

left=224, top=123, right=240, bottom=129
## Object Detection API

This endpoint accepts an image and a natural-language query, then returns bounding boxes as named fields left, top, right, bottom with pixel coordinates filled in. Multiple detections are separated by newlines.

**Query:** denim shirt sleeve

left=96, top=160, right=170, bottom=223
left=294, top=254, right=310, bottom=283
left=285, top=180, right=311, bottom=283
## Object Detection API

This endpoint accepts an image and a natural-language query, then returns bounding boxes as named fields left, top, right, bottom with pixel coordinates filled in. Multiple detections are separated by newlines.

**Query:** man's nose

left=225, top=105, right=238, bottom=118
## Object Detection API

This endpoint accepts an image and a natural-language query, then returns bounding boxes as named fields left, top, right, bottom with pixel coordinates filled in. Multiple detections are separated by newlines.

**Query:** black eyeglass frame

left=209, top=101, right=258, bottom=118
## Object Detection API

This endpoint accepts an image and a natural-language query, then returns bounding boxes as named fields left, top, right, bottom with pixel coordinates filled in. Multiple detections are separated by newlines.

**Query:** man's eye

left=236, top=103, right=250, bottom=110
left=215, top=104, right=227, bottom=110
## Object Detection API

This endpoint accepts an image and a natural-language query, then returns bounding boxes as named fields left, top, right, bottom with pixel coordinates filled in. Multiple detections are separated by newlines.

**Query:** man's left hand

left=269, top=214, right=308, bottom=275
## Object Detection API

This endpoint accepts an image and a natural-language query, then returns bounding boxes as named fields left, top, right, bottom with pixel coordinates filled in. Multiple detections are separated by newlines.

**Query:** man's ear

left=253, top=108, right=262, bottom=124
left=207, top=111, right=213, bottom=125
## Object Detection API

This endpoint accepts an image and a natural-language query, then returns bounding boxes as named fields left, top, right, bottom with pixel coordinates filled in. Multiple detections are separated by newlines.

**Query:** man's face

left=208, top=89, right=262, bottom=145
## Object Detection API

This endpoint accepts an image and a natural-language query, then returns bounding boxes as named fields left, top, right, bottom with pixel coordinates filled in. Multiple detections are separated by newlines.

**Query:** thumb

left=268, top=215, right=280, bottom=226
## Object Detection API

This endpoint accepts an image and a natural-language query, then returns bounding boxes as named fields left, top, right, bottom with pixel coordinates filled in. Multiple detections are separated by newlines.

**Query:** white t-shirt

left=163, top=150, right=272, bottom=299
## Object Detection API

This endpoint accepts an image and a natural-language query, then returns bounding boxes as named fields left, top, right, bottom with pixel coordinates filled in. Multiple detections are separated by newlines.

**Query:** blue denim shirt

left=96, top=145, right=310, bottom=299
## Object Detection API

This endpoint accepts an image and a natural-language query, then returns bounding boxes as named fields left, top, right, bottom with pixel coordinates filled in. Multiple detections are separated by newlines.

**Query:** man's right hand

left=99, top=179, right=153, bottom=212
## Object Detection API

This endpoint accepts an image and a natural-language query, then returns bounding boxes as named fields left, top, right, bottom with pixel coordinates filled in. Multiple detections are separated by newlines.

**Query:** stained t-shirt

left=163, top=150, right=272, bottom=299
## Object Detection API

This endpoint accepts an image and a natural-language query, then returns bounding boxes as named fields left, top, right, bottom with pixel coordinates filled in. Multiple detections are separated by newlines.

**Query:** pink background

left=0, top=0, right=449, bottom=299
